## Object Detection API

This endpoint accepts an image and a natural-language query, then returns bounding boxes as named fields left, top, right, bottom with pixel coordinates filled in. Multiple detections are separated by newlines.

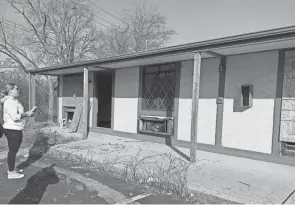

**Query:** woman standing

left=1, top=83, right=36, bottom=179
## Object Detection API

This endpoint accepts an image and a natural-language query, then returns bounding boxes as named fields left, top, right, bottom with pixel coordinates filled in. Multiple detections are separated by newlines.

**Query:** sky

left=1, top=0, right=295, bottom=60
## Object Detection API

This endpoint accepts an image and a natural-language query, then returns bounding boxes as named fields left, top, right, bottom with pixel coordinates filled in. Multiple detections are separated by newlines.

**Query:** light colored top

left=1, top=96, right=25, bottom=130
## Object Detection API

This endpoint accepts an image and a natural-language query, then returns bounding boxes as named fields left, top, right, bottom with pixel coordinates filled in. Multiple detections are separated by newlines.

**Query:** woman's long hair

left=1, top=83, right=16, bottom=98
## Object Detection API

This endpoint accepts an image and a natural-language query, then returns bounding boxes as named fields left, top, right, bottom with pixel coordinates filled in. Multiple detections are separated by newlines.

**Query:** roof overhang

left=28, top=25, right=295, bottom=76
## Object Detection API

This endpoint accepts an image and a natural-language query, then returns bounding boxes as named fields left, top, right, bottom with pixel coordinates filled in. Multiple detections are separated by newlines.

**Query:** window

left=241, top=84, right=253, bottom=107
left=142, top=63, right=176, bottom=111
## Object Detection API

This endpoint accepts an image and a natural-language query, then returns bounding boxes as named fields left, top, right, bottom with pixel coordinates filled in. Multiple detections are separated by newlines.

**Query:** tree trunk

left=48, top=78, right=55, bottom=122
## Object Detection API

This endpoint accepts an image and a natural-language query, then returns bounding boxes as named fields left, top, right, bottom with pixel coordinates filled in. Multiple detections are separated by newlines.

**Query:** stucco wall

left=177, top=51, right=277, bottom=154
left=113, top=67, right=139, bottom=133
left=63, top=74, right=84, bottom=98
left=58, top=72, right=94, bottom=127
left=222, top=51, right=278, bottom=154
left=62, top=74, right=84, bottom=109
left=58, top=51, right=278, bottom=155
left=177, top=58, right=220, bottom=145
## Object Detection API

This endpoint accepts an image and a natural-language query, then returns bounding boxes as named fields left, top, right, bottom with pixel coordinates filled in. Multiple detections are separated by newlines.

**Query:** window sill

left=138, top=129, right=172, bottom=136
left=240, top=106, right=252, bottom=108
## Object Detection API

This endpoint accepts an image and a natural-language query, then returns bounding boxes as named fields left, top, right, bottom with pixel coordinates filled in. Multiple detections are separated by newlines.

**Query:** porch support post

left=215, top=56, right=226, bottom=147
left=29, top=73, right=36, bottom=128
left=190, top=52, right=202, bottom=162
left=83, top=67, right=89, bottom=139
left=58, top=75, right=63, bottom=127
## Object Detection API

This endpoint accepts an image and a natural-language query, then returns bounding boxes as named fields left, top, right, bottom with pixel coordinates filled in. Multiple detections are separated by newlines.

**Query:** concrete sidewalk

left=46, top=132, right=295, bottom=204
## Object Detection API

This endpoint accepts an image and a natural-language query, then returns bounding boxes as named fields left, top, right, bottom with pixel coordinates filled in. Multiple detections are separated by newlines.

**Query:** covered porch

left=28, top=26, right=295, bottom=163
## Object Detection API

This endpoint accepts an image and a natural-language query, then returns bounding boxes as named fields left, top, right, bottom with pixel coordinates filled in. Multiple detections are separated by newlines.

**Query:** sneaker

left=7, top=171, right=24, bottom=179
left=15, top=168, right=24, bottom=173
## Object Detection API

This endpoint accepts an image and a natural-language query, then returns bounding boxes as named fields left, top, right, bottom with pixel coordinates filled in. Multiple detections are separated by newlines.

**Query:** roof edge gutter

left=28, top=26, right=295, bottom=74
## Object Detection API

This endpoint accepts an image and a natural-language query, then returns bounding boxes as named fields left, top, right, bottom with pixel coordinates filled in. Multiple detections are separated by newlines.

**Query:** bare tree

left=97, top=2, right=176, bottom=57
left=0, top=0, right=100, bottom=122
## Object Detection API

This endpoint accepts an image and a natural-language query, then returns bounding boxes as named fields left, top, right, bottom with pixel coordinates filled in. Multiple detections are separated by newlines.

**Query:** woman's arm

left=20, top=112, right=30, bottom=119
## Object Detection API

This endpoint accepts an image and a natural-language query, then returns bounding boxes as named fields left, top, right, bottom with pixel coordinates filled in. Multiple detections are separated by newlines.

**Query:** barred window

left=142, top=63, right=176, bottom=111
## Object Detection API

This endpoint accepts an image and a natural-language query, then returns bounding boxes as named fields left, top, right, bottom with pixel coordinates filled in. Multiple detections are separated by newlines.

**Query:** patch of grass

left=47, top=148, right=239, bottom=204
left=47, top=149, right=197, bottom=202
left=13, top=124, right=79, bottom=156
left=121, top=151, right=191, bottom=198
left=0, top=122, right=75, bottom=151
left=33, top=124, right=79, bottom=145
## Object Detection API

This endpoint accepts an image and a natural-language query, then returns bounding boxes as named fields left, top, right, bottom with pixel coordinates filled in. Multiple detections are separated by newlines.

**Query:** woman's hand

left=21, top=110, right=36, bottom=118
left=27, top=106, right=38, bottom=117
left=26, top=110, right=35, bottom=117
left=20, top=106, right=38, bottom=118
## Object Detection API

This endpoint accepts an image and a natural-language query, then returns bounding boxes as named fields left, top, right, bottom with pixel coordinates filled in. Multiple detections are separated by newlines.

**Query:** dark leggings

left=3, top=129, right=23, bottom=171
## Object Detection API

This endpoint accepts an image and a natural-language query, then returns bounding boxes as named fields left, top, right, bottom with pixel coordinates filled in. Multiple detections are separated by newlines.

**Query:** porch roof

left=28, top=25, right=295, bottom=75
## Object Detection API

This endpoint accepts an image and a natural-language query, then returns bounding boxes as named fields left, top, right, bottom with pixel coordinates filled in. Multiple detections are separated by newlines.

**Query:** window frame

left=240, top=84, right=253, bottom=108
left=137, top=62, right=180, bottom=137
left=141, top=63, right=177, bottom=112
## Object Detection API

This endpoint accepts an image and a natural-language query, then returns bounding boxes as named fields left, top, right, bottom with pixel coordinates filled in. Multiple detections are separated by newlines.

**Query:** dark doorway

left=96, top=71, right=113, bottom=128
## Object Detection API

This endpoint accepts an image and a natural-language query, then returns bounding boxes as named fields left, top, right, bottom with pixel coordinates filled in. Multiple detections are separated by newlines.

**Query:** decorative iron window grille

left=142, top=63, right=176, bottom=111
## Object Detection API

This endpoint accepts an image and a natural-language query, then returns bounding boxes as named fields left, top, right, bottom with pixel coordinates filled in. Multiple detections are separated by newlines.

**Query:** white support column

left=88, top=72, right=94, bottom=128
left=58, top=75, right=64, bottom=127
left=190, top=52, right=202, bottom=162
left=83, top=68, right=89, bottom=139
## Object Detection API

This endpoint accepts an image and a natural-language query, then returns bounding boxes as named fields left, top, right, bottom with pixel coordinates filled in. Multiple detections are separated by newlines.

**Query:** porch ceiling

left=29, top=29, right=295, bottom=76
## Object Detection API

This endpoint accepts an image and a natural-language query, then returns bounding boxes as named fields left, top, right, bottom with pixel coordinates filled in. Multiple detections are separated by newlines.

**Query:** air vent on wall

left=281, top=142, right=295, bottom=157
left=138, top=115, right=173, bottom=136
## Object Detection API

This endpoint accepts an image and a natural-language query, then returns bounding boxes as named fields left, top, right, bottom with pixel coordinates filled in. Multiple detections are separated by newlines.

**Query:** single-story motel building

left=29, top=26, right=295, bottom=166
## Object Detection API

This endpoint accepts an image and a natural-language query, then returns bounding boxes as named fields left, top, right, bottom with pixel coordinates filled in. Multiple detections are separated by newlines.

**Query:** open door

left=96, top=71, right=113, bottom=128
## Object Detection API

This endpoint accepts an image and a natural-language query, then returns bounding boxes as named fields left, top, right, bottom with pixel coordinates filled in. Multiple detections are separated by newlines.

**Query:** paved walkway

left=0, top=154, right=188, bottom=204
left=47, top=132, right=295, bottom=204
left=0, top=128, right=191, bottom=204
left=0, top=159, right=106, bottom=204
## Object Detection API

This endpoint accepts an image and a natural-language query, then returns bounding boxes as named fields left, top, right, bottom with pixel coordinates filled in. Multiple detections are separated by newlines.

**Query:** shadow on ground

left=165, top=137, right=190, bottom=161
left=17, top=134, right=56, bottom=170
left=9, top=164, right=59, bottom=204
